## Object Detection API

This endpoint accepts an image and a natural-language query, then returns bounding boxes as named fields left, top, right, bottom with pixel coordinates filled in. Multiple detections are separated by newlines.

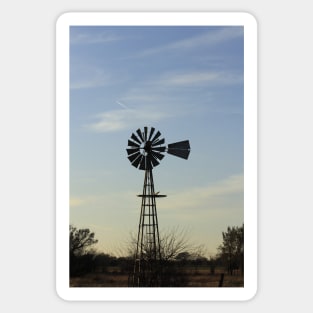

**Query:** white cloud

left=71, top=30, right=121, bottom=45
left=118, top=69, right=242, bottom=109
left=84, top=67, right=242, bottom=133
left=155, top=70, right=243, bottom=87
left=70, top=191, right=138, bottom=212
left=70, top=65, right=111, bottom=90
left=70, top=197, right=85, bottom=208
left=133, top=27, right=243, bottom=58
left=168, top=27, right=243, bottom=50
left=159, top=174, right=244, bottom=211
left=87, top=106, right=172, bottom=133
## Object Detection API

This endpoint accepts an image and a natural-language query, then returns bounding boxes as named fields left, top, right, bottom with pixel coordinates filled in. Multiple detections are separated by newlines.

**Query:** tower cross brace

left=131, top=169, right=165, bottom=287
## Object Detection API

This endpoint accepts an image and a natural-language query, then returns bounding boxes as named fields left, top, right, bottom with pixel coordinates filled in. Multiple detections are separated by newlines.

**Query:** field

left=70, top=266, right=244, bottom=287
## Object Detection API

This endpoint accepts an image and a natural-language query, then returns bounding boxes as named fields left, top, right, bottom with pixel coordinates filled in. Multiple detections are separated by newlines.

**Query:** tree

left=127, top=227, right=204, bottom=262
left=69, top=225, right=98, bottom=276
left=127, top=227, right=205, bottom=286
left=70, top=225, right=98, bottom=256
left=218, top=224, right=244, bottom=276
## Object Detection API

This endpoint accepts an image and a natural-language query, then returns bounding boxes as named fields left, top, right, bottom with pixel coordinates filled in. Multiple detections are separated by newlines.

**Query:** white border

left=56, top=12, right=257, bottom=301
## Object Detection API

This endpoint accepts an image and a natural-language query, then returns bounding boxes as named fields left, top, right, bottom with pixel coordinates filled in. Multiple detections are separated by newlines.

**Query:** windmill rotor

left=126, top=126, right=191, bottom=170
left=127, top=127, right=167, bottom=170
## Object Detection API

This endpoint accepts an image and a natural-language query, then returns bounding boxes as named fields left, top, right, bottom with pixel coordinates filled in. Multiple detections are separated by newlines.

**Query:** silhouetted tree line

left=69, top=224, right=244, bottom=279
left=70, top=225, right=134, bottom=277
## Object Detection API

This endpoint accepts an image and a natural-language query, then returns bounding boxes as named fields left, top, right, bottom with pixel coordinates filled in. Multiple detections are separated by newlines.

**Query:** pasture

left=70, top=266, right=243, bottom=287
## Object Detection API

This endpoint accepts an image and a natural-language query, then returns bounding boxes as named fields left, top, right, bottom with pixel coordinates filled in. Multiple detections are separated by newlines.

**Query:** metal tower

left=132, top=169, right=166, bottom=287
left=126, top=126, right=190, bottom=287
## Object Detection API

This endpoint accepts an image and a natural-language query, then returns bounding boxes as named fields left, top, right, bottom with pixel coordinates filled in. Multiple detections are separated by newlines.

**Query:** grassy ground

left=70, top=267, right=244, bottom=287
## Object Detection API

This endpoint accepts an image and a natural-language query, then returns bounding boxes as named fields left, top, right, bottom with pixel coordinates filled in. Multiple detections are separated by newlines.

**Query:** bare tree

left=127, top=227, right=205, bottom=286
left=127, top=226, right=204, bottom=261
left=159, top=227, right=204, bottom=261
left=70, top=225, right=98, bottom=256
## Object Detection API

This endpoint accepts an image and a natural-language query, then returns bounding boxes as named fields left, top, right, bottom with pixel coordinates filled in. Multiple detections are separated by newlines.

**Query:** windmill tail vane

left=126, top=126, right=190, bottom=287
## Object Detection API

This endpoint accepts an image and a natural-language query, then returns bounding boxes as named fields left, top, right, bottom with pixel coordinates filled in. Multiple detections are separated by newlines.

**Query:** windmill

left=126, top=126, right=190, bottom=287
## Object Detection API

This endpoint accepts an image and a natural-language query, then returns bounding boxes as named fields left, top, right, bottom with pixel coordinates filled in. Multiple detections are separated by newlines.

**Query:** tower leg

left=130, top=169, right=161, bottom=287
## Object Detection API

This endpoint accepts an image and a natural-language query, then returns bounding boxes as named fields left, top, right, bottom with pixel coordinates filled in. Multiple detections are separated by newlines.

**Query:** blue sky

left=70, top=26, right=244, bottom=257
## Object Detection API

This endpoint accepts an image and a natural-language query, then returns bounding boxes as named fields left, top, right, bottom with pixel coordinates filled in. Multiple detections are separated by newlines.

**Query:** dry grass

left=70, top=272, right=129, bottom=287
left=70, top=267, right=243, bottom=288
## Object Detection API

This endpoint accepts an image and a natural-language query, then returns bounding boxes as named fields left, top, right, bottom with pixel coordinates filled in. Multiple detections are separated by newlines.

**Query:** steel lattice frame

left=131, top=169, right=162, bottom=287
left=126, top=127, right=190, bottom=287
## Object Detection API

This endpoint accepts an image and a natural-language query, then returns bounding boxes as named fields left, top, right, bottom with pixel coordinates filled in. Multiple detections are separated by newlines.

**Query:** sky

left=69, top=26, right=244, bottom=258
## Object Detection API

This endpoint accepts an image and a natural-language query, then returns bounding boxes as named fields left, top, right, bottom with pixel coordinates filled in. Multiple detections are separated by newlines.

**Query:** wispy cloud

left=119, top=68, right=242, bottom=107
left=87, top=106, right=172, bottom=133
left=70, top=191, right=138, bottom=211
left=159, top=174, right=244, bottom=211
left=84, top=66, right=242, bottom=132
left=70, top=174, right=243, bottom=211
left=155, top=70, right=243, bottom=87
left=70, top=29, right=121, bottom=45
left=133, top=27, right=243, bottom=58
left=71, top=68, right=241, bottom=91
left=70, top=197, right=85, bottom=208
left=70, top=65, right=111, bottom=90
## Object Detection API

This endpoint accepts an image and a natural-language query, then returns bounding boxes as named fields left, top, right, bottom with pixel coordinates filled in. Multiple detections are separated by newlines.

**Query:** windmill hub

left=144, top=141, right=152, bottom=153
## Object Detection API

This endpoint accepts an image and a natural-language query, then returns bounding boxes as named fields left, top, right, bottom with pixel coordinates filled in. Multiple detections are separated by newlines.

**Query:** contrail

left=116, top=100, right=129, bottom=110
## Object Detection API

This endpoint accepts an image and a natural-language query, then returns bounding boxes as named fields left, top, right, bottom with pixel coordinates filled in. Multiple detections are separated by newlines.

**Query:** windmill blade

left=167, top=148, right=190, bottom=160
left=128, top=139, right=140, bottom=148
left=139, top=156, right=146, bottom=170
left=152, top=138, right=165, bottom=146
left=148, top=127, right=155, bottom=141
left=168, top=140, right=190, bottom=150
left=131, top=154, right=143, bottom=168
left=146, top=155, right=155, bottom=169
left=131, top=132, right=142, bottom=145
left=152, top=146, right=166, bottom=152
left=144, top=127, right=148, bottom=141
left=128, top=151, right=141, bottom=163
left=136, top=129, right=144, bottom=143
left=127, top=148, right=140, bottom=156
left=151, top=130, right=161, bottom=144
left=152, top=151, right=165, bottom=161
left=149, top=154, right=160, bottom=167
